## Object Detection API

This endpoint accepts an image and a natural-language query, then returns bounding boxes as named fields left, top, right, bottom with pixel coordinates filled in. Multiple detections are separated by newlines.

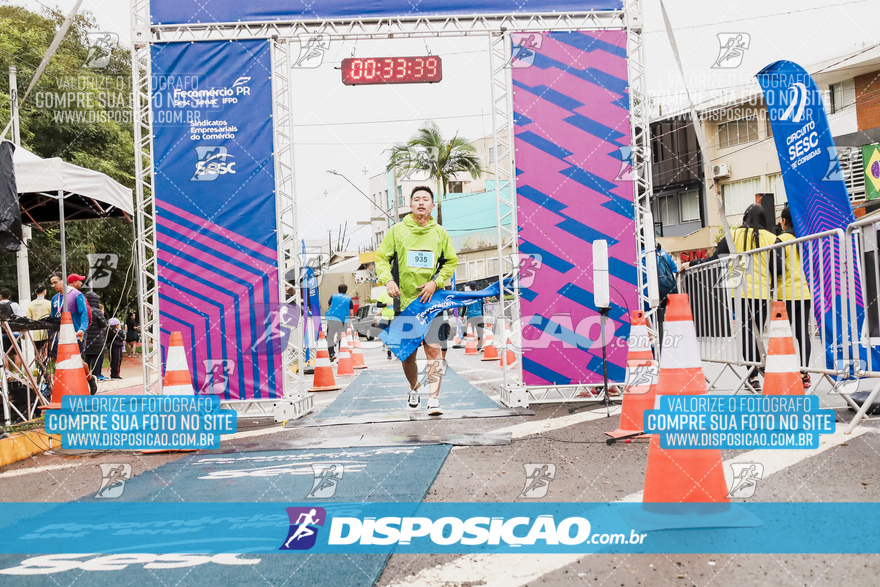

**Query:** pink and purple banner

left=151, top=40, right=282, bottom=399
left=512, top=30, right=637, bottom=386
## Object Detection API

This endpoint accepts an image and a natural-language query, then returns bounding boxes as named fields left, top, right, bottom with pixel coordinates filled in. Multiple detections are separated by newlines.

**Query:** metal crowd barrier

left=844, top=212, right=880, bottom=431
left=678, top=228, right=849, bottom=395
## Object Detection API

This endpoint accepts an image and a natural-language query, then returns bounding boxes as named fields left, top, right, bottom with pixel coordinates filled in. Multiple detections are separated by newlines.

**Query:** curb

left=0, top=429, right=61, bottom=468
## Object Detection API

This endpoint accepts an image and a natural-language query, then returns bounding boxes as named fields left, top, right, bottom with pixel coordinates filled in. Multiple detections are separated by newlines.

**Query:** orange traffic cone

left=143, top=331, right=197, bottom=454
left=481, top=321, right=500, bottom=362
left=643, top=294, right=729, bottom=504
left=309, top=331, right=341, bottom=392
left=480, top=320, right=494, bottom=352
left=464, top=324, right=478, bottom=355
left=162, top=332, right=195, bottom=395
left=605, top=311, right=658, bottom=439
left=351, top=331, right=367, bottom=370
left=498, top=322, right=517, bottom=368
left=336, top=332, right=355, bottom=376
left=763, top=302, right=805, bottom=396
left=43, top=312, right=90, bottom=410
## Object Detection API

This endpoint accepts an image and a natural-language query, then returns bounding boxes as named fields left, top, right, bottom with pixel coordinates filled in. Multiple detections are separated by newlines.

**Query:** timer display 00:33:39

left=341, top=56, right=442, bottom=85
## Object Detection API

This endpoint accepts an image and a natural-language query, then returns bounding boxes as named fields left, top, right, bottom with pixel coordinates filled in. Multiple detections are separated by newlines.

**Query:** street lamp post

left=326, top=170, right=396, bottom=224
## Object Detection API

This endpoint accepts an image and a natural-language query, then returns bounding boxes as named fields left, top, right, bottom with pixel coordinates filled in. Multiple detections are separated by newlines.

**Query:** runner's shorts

left=423, top=315, right=450, bottom=351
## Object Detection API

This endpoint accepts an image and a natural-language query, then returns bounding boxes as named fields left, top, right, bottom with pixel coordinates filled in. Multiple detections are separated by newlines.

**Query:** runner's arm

left=374, top=228, right=394, bottom=286
left=74, top=294, right=89, bottom=335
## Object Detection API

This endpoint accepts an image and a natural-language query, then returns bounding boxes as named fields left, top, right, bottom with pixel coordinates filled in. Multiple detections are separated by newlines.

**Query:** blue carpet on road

left=317, top=367, right=500, bottom=419
left=0, top=445, right=451, bottom=587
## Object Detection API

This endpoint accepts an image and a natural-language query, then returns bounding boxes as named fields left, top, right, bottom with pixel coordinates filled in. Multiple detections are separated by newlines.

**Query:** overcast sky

left=14, top=0, right=880, bottom=246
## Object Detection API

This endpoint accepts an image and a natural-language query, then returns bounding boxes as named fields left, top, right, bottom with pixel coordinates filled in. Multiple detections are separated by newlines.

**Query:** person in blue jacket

left=325, top=283, right=353, bottom=361
left=49, top=272, right=96, bottom=394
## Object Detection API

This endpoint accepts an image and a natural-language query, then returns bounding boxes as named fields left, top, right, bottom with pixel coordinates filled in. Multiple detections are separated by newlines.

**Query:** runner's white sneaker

left=407, top=389, right=420, bottom=410
left=427, top=397, right=442, bottom=416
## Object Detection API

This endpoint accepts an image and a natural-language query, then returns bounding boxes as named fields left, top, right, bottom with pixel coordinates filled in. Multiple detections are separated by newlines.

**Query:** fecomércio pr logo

left=191, top=146, right=236, bottom=181
left=280, top=507, right=326, bottom=551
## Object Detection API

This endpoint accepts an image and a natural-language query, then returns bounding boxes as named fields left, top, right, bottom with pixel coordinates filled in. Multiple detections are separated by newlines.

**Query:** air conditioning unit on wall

left=712, top=163, right=731, bottom=178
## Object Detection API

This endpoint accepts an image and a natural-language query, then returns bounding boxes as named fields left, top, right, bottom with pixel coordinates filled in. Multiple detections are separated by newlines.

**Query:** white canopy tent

left=12, top=143, right=133, bottom=222
left=5, top=140, right=133, bottom=313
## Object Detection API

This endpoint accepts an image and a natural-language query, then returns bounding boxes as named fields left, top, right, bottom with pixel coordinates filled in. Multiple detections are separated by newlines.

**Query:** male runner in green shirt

left=374, top=186, right=458, bottom=415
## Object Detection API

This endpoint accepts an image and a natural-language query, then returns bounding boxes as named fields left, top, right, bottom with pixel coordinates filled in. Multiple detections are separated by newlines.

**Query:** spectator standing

left=777, top=206, right=813, bottom=388
left=107, top=318, right=125, bottom=379
left=26, top=284, right=52, bottom=359
left=376, top=289, right=396, bottom=360
left=653, top=243, right=679, bottom=344
left=464, top=281, right=485, bottom=348
left=691, top=204, right=780, bottom=391
left=0, top=288, right=24, bottom=369
left=125, top=312, right=140, bottom=357
left=49, top=273, right=96, bottom=394
left=83, top=291, right=108, bottom=383
left=325, top=284, right=354, bottom=361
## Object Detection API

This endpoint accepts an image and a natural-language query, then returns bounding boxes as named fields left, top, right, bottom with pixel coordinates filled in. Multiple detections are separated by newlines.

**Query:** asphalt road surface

left=1, top=343, right=878, bottom=586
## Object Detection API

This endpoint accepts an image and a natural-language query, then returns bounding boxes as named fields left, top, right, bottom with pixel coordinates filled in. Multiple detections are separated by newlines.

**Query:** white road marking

left=0, top=462, right=82, bottom=479
left=469, top=378, right=504, bottom=385
left=222, top=426, right=292, bottom=441
left=490, top=408, right=609, bottom=439
left=390, top=423, right=876, bottom=586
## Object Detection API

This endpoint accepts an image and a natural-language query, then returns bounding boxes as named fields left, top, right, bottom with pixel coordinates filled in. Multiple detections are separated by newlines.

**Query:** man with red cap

left=49, top=272, right=97, bottom=394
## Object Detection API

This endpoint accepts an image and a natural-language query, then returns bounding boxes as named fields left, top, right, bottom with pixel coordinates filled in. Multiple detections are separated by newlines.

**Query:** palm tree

left=386, top=121, right=485, bottom=225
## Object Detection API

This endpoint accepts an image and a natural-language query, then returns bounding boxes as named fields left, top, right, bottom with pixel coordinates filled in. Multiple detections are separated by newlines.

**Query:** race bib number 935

left=407, top=250, right=434, bottom=269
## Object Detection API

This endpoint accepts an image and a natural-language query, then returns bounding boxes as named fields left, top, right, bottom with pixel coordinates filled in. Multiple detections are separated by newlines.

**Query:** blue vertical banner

left=757, top=60, right=879, bottom=370
left=151, top=40, right=281, bottom=399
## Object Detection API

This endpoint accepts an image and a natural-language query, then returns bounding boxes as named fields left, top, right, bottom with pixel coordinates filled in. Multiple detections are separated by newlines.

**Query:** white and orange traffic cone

left=481, top=321, right=500, bottom=362
left=351, top=331, right=367, bottom=370
left=162, top=331, right=195, bottom=395
left=143, top=331, right=197, bottom=453
left=336, top=332, right=355, bottom=376
left=763, top=301, right=805, bottom=396
left=497, top=322, right=517, bottom=368
left=43, top=312, right=90, bottom=410
left=642, top=294, right=728, bottom=504
left=309, top=332, right=341, bottom=392
left=606, top=311, right=657, bottom=439
left=464, top=324, right=478, bottom=355
left=480, top=320, right=494, bottom=353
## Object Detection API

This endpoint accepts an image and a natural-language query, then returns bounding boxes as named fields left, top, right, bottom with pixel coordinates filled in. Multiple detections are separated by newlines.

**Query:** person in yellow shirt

left=776, top=206, right=812, bottom=388
left=26, top=284, right=52, bottom=359
left=376, top=289, right=396, bottom=360
left=693, top=204, right=780, bottom=391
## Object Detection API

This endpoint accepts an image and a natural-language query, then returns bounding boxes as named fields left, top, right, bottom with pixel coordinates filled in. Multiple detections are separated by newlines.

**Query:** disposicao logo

left=280, top=507, right=326, bottom=551
left=328, top=515, right=595, bottom=547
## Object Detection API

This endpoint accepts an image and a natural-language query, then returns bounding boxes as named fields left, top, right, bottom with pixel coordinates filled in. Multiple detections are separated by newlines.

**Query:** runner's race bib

left=407, top=250, right=434, bottom=269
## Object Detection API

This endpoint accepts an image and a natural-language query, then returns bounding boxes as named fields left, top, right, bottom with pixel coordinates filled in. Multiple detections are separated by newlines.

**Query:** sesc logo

left=191, top=146, right=236, bottom=181
left=780, top=82, right=809, bottom=124
left=0, top=554, right=260, bottom=575
left=280, top=507, right=326, bottom=551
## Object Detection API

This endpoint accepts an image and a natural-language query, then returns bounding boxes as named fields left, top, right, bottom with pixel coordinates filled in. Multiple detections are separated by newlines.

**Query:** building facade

left=651, top=47, right=880, bottom=262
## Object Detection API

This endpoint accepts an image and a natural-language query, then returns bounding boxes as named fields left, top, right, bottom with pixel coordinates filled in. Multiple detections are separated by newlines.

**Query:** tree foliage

left=386, top=121, right=485, bottom=225
left=0, top=5, right=136, bottom=319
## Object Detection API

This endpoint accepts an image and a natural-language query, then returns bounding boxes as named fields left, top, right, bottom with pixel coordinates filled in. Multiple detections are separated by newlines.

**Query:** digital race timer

left=341, top=56, right=442, bottom=85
